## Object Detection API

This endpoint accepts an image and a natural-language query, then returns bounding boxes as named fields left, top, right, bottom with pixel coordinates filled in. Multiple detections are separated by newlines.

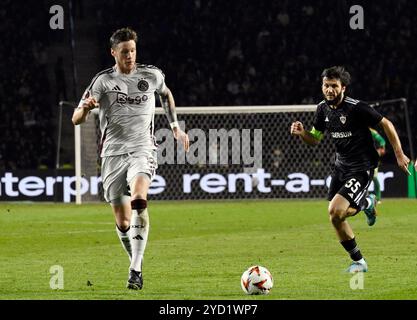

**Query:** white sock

left=116, top=226, right=132, bottom=261
left=130, top=208, right=149, bottom=272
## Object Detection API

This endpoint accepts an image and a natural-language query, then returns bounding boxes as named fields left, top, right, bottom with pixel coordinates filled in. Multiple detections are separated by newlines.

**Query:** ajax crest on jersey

left=137, top=79, right=149, bottom=91
left=241, top=265, right=273, bottom=295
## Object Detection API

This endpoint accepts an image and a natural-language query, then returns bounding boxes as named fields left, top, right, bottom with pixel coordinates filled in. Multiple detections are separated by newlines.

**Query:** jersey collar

left=326, top=96, right=346, bottom=110
left=114, top=64, right=137, bottom=76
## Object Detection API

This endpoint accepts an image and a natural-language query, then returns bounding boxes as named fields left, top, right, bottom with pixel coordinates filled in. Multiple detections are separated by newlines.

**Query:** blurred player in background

left=72, top=27, right=189, bottom=290
left=369, top=128, right=386, bottom=203
left=290, top=66, right=410, bottom=273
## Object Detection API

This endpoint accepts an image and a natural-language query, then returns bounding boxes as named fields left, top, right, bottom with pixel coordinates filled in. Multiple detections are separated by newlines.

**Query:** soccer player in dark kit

left=290, top=66, right=410, bottom=273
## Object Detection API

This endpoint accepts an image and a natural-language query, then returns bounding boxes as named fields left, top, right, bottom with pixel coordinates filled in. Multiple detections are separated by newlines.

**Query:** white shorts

left=101, top=150, right=157, bottom=203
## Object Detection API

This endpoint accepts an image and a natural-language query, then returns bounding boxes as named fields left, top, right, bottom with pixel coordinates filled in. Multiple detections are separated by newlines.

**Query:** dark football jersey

left=312, top=96, right=383, bottom=172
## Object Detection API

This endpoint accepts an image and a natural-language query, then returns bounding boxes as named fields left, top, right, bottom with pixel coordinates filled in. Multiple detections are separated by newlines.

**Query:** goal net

left=77, top=104, right=339, bottom=202
left=74, top=100, right=414, bottom=203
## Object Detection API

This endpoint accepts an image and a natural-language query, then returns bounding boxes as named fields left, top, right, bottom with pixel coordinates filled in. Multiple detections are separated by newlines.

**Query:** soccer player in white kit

left=72, top=27, right=189, bottom=290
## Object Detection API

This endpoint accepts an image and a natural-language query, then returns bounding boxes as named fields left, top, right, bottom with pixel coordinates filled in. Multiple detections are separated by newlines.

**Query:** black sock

left=340, top=238, right=363, bottom=261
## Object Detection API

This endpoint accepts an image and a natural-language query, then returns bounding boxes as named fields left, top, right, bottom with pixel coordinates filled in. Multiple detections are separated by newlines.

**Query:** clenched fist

left=290, top=121, right=305, bottom=136
left=83, top=97, right=99, bottom=111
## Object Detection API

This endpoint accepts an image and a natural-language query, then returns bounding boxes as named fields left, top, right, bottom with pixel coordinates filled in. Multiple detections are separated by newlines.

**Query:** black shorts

left=328, top=168, right=374, bottom=209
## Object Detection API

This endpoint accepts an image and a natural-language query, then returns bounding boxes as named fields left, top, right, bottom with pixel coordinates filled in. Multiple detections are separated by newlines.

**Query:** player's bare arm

left=378, top=117, right=410, bottom=174
left=159, top=87, right=190, bottom=152
left=72, top=97, right=99, bottom=125
left=290, top=121, right=320, bottom=146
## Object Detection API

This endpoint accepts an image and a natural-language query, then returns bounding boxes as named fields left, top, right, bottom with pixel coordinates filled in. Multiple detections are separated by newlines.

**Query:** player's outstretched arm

left=379, top=117, right=410, bottom=174
left=159, top=87, right=190, bottom=152
left=290, top=121, right=321, bottom=146
left=72, top=97, right=99, bottom=125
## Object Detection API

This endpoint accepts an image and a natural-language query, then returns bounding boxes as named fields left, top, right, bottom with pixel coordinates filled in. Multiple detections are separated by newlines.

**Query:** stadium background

left=1, top=0, right=416, bottom=201
left=2, top=0, right=417, bottom=305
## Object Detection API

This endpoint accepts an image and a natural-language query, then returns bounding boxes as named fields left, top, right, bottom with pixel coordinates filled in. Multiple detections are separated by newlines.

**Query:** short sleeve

left=356, top=102, right=383, bottom=127
left=312, top=104, right=326, bottom=133
left=155, top=68, right=167, bottom=94
left=77, top=75, right=104, bottom=108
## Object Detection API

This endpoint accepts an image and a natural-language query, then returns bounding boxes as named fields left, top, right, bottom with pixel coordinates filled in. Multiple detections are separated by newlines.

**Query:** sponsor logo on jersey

left=117, top=92, right=149, bottom=104
left=137, top=79, right=149, bottom=91
left=339, top=115, right=347, bottom=124
left=331, top=131, right=352, bottom=138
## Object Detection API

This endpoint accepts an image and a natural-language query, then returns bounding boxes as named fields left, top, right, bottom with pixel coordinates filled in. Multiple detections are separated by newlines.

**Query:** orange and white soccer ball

left=241, top=265, right=273, bottom=295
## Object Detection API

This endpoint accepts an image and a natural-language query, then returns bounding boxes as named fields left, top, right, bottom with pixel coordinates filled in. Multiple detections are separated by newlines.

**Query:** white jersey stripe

left=345, top=97, right=360, bottom=105
left=354, top=177, right=372, bottom=204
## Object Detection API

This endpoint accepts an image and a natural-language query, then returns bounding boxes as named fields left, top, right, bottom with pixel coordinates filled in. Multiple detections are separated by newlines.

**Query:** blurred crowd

left=0, top=0, right=55, bottom=170
left=1, top=0, right=416, bottom=170
left=95, top=0, right=416, bottom=108
left=95, top=0, right=417, bottom=162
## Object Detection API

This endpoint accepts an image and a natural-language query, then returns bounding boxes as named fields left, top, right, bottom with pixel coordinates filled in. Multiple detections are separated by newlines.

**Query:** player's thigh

left=328, top=194, right=351, bottom=217
left=337, top=170, right=373, bottom=209
left=328, top=169, right=344, bottom=201
left=101, top=155, right=129, bottom=203
left=126, top=150, right=157, bottom=199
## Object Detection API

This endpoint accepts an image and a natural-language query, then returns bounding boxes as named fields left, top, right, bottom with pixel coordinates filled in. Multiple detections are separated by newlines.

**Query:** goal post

left=57, top=100, right=415, bottom=203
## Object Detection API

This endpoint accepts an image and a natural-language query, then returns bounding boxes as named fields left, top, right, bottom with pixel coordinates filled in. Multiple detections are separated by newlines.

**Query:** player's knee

left=329, top=214, right=342, bottom=225
left=131, top=191, right=147, bottom=200
left=110, top=195, right=130, bottom=206
left=131, top=198, right=147, bottom=214
left=328, top=206, right=346, bottom=223
left=117, top=220, right=130, bottom=232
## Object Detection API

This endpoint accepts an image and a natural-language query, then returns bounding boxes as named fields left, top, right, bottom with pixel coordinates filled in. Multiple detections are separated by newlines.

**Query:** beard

left=324, top=92, right=343, bottom=106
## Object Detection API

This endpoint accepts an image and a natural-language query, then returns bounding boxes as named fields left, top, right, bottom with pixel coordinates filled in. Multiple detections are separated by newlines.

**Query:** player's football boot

left=346, top=260, right=368, bottom=273
left=364, top=194, right=377, bottom=226
left=127, top=269, right=143, bottom=290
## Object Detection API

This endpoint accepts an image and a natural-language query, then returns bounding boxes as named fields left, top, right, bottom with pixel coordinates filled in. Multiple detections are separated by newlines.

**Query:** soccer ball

left=241, top=265, right=273, bottom=295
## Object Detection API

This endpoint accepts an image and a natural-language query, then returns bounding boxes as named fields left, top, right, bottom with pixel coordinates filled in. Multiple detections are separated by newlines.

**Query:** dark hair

left=321, top=66, right=351, bottom=87
left=110, top=27, right=138, bottom=48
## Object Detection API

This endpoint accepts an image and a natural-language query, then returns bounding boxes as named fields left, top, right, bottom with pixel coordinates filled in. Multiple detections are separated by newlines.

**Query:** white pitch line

left=7, top=229, right=113, bottom=236
left=51, top=229, right=112, bottom=235
left=26, top=221, right=114, bottom=225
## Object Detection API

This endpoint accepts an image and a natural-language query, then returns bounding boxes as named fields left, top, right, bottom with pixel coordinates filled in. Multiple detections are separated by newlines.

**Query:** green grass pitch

left=1, top=199, right=417, bottom=300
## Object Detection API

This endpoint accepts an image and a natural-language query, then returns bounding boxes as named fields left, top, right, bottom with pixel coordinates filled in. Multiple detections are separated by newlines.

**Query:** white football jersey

left=78, top=63, right=167, bottom=157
